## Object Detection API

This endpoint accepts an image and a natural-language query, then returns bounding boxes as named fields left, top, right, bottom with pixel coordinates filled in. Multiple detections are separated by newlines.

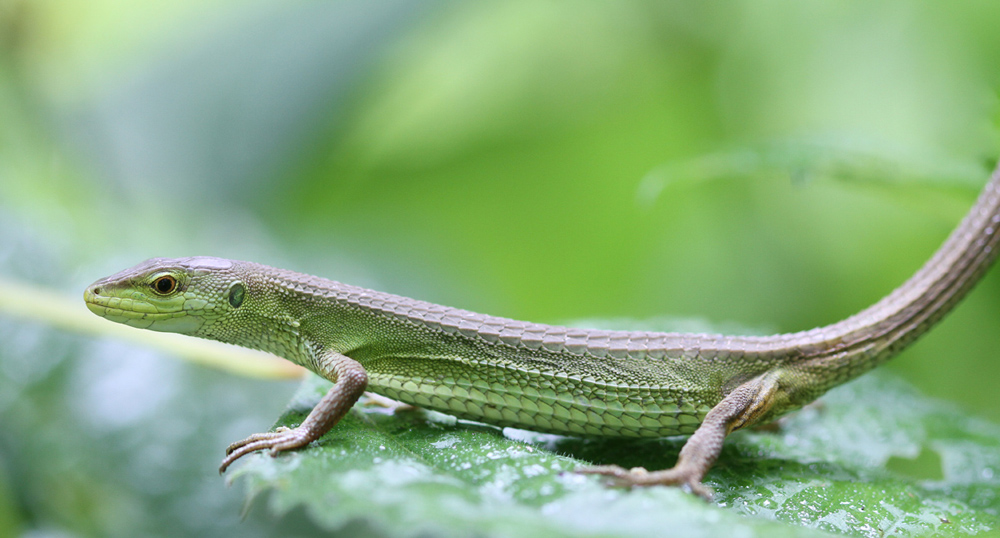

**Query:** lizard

left=83, top=163, right=1000, bottom=499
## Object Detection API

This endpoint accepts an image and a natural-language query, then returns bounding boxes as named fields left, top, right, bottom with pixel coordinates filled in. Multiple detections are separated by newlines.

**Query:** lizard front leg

left=579, top=371, right=783, bottom=500
left=220, top=350, right=368, bottom=472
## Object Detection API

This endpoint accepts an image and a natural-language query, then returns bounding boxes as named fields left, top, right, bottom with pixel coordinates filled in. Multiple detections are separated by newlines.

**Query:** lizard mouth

left=83, top=284, right=203, bottom=333
left=84, top=285, right=157, bottom=328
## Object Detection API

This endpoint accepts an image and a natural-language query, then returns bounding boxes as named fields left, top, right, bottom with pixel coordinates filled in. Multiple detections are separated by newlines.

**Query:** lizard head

left=84, top=256, right=247, bottom=336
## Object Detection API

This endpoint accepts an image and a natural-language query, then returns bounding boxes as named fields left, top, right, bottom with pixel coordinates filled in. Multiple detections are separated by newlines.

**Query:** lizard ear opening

left=227, top=282, right=246, bottom=308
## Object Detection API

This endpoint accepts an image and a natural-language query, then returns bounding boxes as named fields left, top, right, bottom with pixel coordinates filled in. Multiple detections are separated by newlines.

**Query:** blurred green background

left=1, top=1, right=999, bottom=536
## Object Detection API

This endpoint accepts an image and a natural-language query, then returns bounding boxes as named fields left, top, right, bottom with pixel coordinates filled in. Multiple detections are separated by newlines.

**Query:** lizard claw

left=577, top=464, right=714, bottom=501
left=576, top=464, right=650, bottom=485
left=219, top=426, right=312, bottom=473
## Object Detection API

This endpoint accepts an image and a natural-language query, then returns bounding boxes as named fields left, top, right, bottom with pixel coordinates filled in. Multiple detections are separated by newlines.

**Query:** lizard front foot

left=219, top=352, right=369, bottom=473
left=219, top=426, right=314, bottom=473
left=577, top=464, right=714, bottom=501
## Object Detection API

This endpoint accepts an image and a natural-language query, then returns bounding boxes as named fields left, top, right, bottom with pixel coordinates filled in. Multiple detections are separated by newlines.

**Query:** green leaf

left=230, top=372, right=1000, bottom=537
left=636, top=138, right=986, bottom=209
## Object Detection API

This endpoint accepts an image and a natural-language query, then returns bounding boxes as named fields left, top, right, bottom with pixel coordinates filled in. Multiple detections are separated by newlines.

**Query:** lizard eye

left=151, top=275, right=178, bottom=295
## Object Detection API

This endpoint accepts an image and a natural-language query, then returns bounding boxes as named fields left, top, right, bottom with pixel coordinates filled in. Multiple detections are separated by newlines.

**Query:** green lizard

left=83, top=165, right=1000, bottom=499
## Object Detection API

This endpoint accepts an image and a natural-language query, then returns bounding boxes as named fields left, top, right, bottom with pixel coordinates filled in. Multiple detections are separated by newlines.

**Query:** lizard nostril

left=92, top=287, right=101, bottom=296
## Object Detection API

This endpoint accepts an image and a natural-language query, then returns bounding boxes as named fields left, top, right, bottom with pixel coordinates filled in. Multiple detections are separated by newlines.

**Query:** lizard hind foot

left=219, top=426, right=313, bottom=473
left=576, top=464, right=714, bottom=501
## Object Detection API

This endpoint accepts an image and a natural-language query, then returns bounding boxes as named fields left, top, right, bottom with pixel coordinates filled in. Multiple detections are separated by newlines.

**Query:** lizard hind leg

left=577, top=371, right=784, bottom=501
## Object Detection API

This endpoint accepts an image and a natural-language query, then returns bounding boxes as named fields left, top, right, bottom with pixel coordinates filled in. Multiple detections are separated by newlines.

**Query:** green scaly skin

left=83, top=164, right=1000, bottom=499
